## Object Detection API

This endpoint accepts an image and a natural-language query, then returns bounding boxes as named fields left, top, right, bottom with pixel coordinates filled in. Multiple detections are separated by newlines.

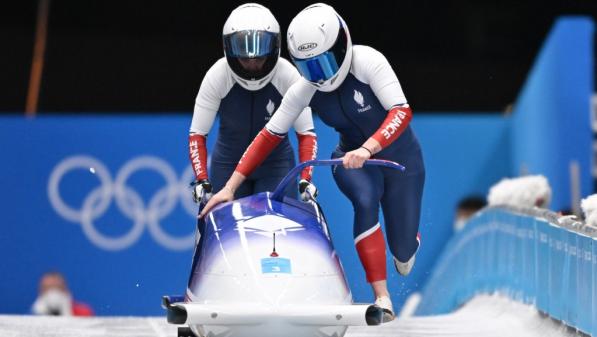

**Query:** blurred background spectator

left=31, top=271, right=94, bottom=316
left=453, top=196, right=487, bottom=232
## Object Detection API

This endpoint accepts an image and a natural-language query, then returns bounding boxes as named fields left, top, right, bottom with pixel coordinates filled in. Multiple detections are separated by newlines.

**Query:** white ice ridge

left=353, top=295, right=577, bottom=337
left=487, top=175, right=552, bottom=209
left=0, top=295, right=577, bottom=337
left=581, top=193, right=597, bottom=227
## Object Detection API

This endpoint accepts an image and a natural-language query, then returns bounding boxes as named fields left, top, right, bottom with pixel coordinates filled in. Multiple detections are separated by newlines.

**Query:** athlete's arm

left=273, top=59, right=318, bottom=195
left=366, top=104, right=412, bottom=153
left=343, top=46, right=412, bottom=168
left=294, top=107, right=318, bottom=201
left=294, top=107, right=317, bottom=182
left=189, top=59, right=232, bottom=202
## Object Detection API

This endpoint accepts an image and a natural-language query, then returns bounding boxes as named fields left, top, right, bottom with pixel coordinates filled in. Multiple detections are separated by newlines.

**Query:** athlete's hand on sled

left=299, top=179, right=318, bottom=202
left=191, top=179, right=213, bottom=204
left=199, top=186, right=234, bottom=218
left=342, top=147, right=372, bottom=169
left=199, top=172, right=245, bottom=217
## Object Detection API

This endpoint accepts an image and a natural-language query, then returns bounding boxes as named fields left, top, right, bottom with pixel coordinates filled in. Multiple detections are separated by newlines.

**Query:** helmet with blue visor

left=223, top=4, right=281, bottom=90
left=287, top=4, right=353, bottom=92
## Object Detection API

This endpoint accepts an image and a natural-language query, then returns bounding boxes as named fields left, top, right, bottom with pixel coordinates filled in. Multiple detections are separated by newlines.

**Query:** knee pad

left=355, top=224, right=387, bottom=283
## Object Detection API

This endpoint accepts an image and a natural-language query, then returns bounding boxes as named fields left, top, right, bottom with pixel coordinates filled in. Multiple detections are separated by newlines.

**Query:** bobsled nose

left=163, top=299, right=384, bottom=327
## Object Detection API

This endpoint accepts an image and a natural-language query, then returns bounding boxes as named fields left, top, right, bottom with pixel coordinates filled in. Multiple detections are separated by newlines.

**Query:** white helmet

left=222, top=4, right=281, bottom=91
left=287, top=3, right=352, bottom=92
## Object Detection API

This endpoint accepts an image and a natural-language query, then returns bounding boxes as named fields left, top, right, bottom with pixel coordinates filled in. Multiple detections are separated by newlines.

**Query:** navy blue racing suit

left=255, top=45, right=425, bottom=282
left=208, top=82, right=296, bottom=198
left=313, top=73, right=425, bottom=265
left=188, top=58, right=316, bottom=198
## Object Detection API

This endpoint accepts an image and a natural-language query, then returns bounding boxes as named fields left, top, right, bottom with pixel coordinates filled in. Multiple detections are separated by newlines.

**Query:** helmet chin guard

left=222, top=4, right=281, bottom=91
left=287, top=4, right=352, bottom=92
left=230, top=67, right=278, bottom=91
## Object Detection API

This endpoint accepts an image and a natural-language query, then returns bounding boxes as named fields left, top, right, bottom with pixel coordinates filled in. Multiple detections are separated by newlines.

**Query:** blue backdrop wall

left=511, top=17, right=594, bottom=212
left=0, top=114, right=509, bottom=315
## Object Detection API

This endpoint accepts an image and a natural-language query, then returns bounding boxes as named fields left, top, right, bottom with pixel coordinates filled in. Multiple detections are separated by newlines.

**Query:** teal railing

left=416, top=207, right=596, bottom=336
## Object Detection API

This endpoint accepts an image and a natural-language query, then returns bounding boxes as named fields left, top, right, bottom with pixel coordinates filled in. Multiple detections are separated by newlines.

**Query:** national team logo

left=266, top=99, right=275, bottom=115
left=265, top=99, right=275, bottom=120
left=354, top=90, right=365, bottom=107
left=353, top=90, right=372, bottom=113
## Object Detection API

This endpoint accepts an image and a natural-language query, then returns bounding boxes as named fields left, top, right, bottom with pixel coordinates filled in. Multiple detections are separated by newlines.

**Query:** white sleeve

left=267, top=78, right=316, bottom=135
left=270, top=59, right=315, bottom=134
left=351, top=45, right=407, bottom=110
left=189, top=58, right=234, bottom=135
left=292, top=107, right=315, bottom=134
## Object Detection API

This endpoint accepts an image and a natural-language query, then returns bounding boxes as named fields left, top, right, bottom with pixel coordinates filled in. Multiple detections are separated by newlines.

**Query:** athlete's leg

left=331, top=151, right=386, bottom=284
left=332, top=151, right=396, bottom=318
left=332, top=150, right=397, bottom=319
left=380, top=162, right=425, bottom=267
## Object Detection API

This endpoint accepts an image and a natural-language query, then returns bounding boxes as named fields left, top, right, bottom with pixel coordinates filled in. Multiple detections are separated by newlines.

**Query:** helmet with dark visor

left=291, top=23, right=348, bottom=84
left=223, top=30, right=280, bottom=81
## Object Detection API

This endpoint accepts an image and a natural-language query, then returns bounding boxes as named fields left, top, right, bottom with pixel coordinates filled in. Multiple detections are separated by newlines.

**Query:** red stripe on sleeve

left=188, top=133, right=208, bottom=181
left=296, top=132, right=317, bottom=181
left=371, top=105, right=413, bottom=149
left=235, top=128, right=283, bottom=177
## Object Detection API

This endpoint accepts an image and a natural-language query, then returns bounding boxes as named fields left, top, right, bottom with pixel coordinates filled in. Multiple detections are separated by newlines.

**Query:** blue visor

left=292, top=51, right=340, bottom=83
left=224, top=30, right=279, bottom=58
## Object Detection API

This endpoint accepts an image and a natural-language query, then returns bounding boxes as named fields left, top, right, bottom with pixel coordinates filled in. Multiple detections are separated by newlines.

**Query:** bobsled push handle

left=271, top=159, right=406, bottom=202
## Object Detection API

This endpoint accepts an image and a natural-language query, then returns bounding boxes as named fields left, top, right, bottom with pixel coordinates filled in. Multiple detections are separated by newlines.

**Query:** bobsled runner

left=163, top=159, right=406, bottom=337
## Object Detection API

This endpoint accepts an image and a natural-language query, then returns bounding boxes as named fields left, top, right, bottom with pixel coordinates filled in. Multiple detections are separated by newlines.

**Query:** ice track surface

left=0, top=295, right=576, bottom=337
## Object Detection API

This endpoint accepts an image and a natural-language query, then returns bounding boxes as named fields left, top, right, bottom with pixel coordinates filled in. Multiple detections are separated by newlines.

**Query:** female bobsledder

left=188, top=3, right=318, bottom=205
left=201, top=3, right=425, bottom=320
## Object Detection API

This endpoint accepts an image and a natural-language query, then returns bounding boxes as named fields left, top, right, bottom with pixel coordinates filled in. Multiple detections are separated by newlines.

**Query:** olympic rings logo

left=48, top=155, right=197, bottom=251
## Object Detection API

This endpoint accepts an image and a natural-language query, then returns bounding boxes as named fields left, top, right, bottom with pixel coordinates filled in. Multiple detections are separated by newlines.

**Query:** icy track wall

left=416, top=206, right=597, bottom=336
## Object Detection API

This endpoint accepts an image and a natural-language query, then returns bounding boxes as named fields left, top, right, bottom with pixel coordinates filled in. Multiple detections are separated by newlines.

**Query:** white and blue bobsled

left=163, top=159, right=405, bottom=337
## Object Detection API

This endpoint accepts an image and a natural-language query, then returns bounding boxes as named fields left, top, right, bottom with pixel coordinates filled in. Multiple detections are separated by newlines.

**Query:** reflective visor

left=291, top=51, right=340, bottom=83
left=224, top=30, right=279, bottom=58
left=290, top=22, right=348, bottom=84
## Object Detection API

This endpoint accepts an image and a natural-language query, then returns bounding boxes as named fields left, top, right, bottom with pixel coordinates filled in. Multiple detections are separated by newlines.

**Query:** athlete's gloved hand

left=299, top=179, right=318, bottom=202
left=191, top=179, right=213, bottom=204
